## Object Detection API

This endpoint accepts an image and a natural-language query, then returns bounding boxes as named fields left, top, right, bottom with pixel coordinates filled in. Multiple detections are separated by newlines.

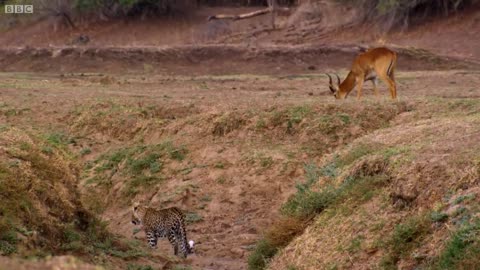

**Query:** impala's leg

left=379, top=75, right=396, bottom=100
left=356, top=78, right=364, bottom=100
left=371, top=78, right=379, bottom=98
left=389, top=69, right=397, bottom=99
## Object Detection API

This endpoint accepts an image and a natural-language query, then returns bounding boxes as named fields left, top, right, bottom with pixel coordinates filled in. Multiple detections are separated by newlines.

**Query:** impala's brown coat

left=328, top=47, right=397, bottom=99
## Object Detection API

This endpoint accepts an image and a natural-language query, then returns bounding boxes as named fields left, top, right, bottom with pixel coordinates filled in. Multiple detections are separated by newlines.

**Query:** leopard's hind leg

left=177, top=223, right=191, bottom=258
left=167, top=228, right=178, bottom=256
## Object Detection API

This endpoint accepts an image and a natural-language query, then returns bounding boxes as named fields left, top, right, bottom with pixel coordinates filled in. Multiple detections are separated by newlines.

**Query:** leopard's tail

left=178, top=224, right=193, bottom=257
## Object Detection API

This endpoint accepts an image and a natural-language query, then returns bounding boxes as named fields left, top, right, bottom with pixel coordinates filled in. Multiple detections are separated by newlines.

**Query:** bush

left=348, top=0, right=480, bottom=30
left=248, top=239, right=278, bottom=270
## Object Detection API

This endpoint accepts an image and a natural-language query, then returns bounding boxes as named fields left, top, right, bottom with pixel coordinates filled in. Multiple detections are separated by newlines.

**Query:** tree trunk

left=269, top=0, right=277, bottom=29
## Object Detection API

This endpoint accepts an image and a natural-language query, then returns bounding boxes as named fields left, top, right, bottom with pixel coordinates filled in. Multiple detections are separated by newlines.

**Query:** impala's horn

left=326, top=73, right=333, bottom=85
left=326, top=73, right=336, bottom=93
left=335, top=74, right=341, bottom=86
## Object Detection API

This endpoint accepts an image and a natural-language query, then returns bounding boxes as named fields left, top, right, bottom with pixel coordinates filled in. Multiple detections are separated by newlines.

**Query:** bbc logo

left=5, top=5, right=34, bottom=14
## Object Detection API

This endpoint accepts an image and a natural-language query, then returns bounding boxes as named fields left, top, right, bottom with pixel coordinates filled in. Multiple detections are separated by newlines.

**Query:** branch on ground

left=208, top=7, right=271, bottom=21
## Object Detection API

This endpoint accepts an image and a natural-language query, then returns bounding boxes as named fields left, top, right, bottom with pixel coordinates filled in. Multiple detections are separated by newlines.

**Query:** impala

left=326, top=47, right=397, bottom=99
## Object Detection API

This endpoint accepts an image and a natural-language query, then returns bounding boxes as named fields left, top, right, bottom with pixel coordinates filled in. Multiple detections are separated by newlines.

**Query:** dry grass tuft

left=266, top=218, right=309, bottom=249
left=212, top=112, right=247, bottom=136
left=68, top=101, right=198, bottom=141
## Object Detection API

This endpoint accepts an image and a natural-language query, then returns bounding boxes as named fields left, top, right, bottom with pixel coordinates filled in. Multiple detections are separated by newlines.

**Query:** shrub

left=248, top=239, right=278, bottom=270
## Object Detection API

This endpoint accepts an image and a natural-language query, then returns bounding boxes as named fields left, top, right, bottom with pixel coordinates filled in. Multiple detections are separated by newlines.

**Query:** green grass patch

left=281, top=161, right=389, bottom=218
left=256, top=118, right=267, bottom=130
left=453, top=194, right=476, bottom=205
left=315, top=114, right=351, bottom=135
left=346, top=235, right=365, bottom=254
left=429, top=218, right=480, bottom=269
left=80, top=148, right=92, bottom=156
left=127, top=264, right=154, bottom=270
left=62, top=219, right=148, bottom=259
left=185, top=212, right=203, bottom=224
left=288, top=105, right=312, bottom=124
left=430, top=211, right=449, bottom=223
left=0, top=219, right=18, bottom=255
left=380, top=215, right=432, bottom=268
left=45, top=132, right=74, bottom=148
left=245, top=151, right=275, bottom=171
left=248, top=239, right=278, bottom=270
left=214, top=162, right=225, bottom=169
left=125, top=176, right=164, bottom=196
left=216, top=176, right=227, bottom=184
left=337, top=143, right=381, bottom=168
left=89, top=141, right=187, bottom=196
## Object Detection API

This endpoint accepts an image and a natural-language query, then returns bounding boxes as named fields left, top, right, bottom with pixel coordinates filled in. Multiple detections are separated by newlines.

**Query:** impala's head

left=326, top=73, right=342, bottom=99
left=131, top=202, right=147, bottom=226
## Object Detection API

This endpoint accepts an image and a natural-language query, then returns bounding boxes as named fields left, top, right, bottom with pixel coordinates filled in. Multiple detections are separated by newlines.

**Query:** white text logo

left=5, top=5, right=34, bottom=14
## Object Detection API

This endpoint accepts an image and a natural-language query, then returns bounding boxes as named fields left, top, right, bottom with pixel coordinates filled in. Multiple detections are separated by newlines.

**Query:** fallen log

left=207, top=7, right=271, bottom=21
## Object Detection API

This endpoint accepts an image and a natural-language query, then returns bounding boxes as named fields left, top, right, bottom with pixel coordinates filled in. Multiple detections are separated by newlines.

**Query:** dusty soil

left=1, top=64, right=479, bottom=269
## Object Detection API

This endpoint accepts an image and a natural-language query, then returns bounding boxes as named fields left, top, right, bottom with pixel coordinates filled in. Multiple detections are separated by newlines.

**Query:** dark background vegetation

left=1, top=0, right=478, bottom=30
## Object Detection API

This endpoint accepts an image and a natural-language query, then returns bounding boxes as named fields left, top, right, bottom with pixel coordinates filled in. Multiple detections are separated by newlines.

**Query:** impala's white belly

left=365, top=70, right=377, bottom=81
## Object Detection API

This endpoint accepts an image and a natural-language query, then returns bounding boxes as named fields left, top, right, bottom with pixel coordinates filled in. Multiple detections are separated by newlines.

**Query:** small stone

left=230, top=247, right=244, bottom=258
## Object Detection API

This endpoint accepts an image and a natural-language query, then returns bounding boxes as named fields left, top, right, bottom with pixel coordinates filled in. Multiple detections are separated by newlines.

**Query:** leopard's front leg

left=146, top=231, right=158, bottom=249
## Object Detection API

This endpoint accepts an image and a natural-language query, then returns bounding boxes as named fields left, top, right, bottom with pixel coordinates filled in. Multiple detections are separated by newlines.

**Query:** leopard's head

left=131, top=202, right=146, bottom=226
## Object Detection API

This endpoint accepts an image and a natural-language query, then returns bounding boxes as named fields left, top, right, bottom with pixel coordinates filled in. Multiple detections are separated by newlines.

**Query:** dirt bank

left=0, top=45, right=478, bottom=75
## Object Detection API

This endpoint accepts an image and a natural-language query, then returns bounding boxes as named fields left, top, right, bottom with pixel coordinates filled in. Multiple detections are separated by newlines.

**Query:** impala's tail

left=387, top=52, right=397, bottom=79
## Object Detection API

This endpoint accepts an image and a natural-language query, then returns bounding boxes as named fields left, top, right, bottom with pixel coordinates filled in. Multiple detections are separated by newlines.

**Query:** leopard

left=131, top=202, right=194, bottom=258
